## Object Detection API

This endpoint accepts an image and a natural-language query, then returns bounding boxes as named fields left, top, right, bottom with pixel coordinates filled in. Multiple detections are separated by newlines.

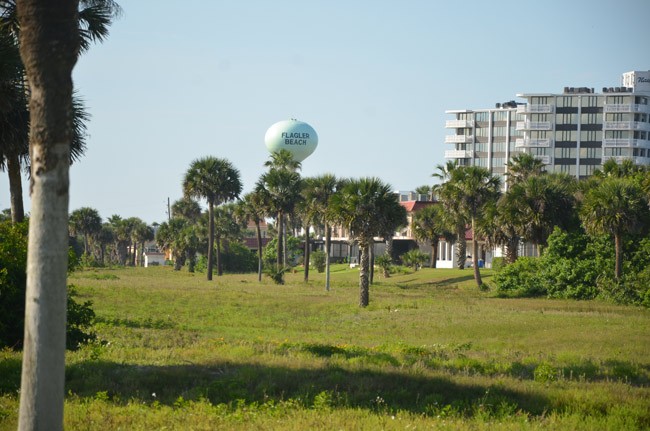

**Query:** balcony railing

left=602, top=138, right=642, bottom=148
left=444, top=134, right=473, bottom=144
left=517, top=104, right=554, bottom=114
left=516, top=121, right=552, bottom=131
left=515, top=138, right=552, bottom=148
left=604, top=104, right=650, bottom=114
left=445, top=119, right=474, bottom=128
left=603, top=121, right=650, bottom=131
left=444, top=149, right=474, bottom=159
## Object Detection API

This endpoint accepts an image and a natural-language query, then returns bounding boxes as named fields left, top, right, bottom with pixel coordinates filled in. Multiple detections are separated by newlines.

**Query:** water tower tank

left=264, top=119, right=318, bottom=162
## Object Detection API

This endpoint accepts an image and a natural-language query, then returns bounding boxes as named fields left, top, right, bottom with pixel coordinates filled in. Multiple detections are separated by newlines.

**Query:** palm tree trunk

left=325, top=224, right=331, bottom=291
left=614, top=232, right=623, bottom=280
left=359, top=238, right=370, bottom=307
left=276, top=211, right=283, bottom=269
left=207, top=201, right=214, bottom=280
left=17, top=1, right=78, bottom=428
left=369, top=240, right=375, bottom=285
left=472, top=218, right=482, bottom=287
left=455, top=227, right=467, bottom=269
left=430, top=238, right=439, bottom=268
left=385, top=237, right=393, bottom=262
left=505, top=238, right=519, bottom=264
left=255, top=221, right=263, bottom=282
left=7, top=152, right=25, bottom=223
left=303, top=224, right=310, bottom=282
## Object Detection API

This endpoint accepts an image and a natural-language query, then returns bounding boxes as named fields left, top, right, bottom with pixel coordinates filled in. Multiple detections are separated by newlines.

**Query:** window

left=581, top=96, right=602, bottom=107
left=580, top=113, right=602, bottom=124
left=580, top=130, right=602, bottom=141
left=556, top=113, right=577, bottom=124
left=557, top=96, right=576, bottom=107
left=494, top=111, right=507, bottom=121
left=555, top=147, right=576, bottom=158
left=475, top=112, right=489, bottom=122
left=493, top=126, right=507, bottom=136
left=580, top=147, right=601, bottom=158
left=556, top=130, right=577, bottom=141
left=492, top=141, right=506, bottom=152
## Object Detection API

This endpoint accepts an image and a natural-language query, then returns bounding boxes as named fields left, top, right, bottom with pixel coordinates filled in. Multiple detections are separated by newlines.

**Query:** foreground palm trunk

left=324, top=224, right=331, bottom=291
left=471, top=218, right=482, bottom=288
left=359, top=239, right=370, bottom=307
left=17, top=1, right=79, bottom=430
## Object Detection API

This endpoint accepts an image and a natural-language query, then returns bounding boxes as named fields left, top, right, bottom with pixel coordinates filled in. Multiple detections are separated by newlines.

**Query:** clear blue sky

left=2, top=0, right=649, bottom=224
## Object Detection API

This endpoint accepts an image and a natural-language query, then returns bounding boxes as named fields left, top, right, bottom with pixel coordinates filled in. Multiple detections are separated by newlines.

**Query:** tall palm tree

left=507, top=173, right=578, bottom=256
left=68, top=206, right=102, bottom=256
left=213, top=203, right=242, bottom=276
left=412, top=204, right=452, bottom=268
left=236, top=191, right=267, bottom=282
left=329, top=177, right=407, bottom=307
left=432, top=161, right=469, bottom=269
left=440, top=166, right=501, bottom=287
left=255, top=150, right=302, bottom=277
left=580, top=177, right=650, bottom=279
left=307, top=174, right=341, bottom=291
left=183, top=156, right=242, bottom=281
left=15, top=1, right=79, bottom=428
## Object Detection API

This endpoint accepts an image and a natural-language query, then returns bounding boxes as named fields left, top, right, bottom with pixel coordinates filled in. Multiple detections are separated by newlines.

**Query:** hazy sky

left=2, top=0, right=649, bottom=224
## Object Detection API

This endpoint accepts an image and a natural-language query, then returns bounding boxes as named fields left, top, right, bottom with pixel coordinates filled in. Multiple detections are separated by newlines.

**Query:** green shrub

left=310, top=250, right=326, bottom=273
left=0, top=220, right=96, bottom=350
left=401, top=249, right=427, bottom=271
left=493, top=257, right=546, bottom=297
left=221, top=242, right=257, bottom=273
left=375, top=254, right=392, bottom=278
left=490, top=257, right=505, bottom=271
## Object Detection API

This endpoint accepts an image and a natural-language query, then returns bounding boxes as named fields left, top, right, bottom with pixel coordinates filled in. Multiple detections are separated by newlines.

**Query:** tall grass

left=1, top=265, right=649, bottom=430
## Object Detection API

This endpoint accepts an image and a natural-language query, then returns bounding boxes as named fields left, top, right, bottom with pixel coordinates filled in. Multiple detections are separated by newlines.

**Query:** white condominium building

left=444, top=70, right=650, bottom=182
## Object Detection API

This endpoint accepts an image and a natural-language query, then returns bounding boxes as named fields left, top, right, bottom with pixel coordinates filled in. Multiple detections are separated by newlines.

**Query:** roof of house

left=399, top=200, right=436, bottom=212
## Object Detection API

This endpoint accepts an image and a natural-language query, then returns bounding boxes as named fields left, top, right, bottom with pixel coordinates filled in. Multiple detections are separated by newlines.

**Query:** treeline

left=430, top=155, right=650, bottom=307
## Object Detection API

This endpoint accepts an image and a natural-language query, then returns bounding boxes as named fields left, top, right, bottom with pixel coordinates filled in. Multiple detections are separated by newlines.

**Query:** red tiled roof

left=399, top=201, right=436, bottom=212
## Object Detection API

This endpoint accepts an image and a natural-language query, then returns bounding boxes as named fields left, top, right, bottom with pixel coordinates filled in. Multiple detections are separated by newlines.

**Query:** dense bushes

left=0, top=220, right=96, bottom=350
left=493, top=227, right=650, bottom=306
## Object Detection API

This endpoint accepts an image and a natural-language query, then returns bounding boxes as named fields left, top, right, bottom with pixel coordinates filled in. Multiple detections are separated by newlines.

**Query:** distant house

left=241, top=219, right=271, bottom=253
left=143, top=242, right=166, bottom=267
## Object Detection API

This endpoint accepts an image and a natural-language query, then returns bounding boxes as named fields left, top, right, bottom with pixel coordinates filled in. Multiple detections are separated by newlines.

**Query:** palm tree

left=442, top=166, right=501, bottom=287
left=308, top=174, right=341, bottom=291
left=505, top=152, right=545, bottom=187
left=68, top=207, right=102, bottom=256
left=15, top=1, right=79, bottom=428
left=171, top=196, right=202, bottom=222
left=183, top=156, right=242, bottom=281
left=329, top=177, right=407, bottom=307
left=506, top=173, right=578, bottom=256
left=255, top=150, right=302, bottom=278
left=412, top=204, right=452, bottom=268
left=130, top=218, right=153, bottom=267
left=580, top=177, right=650, bottom=279
left=432, top=161, right=468, bottom=269
left=235, top=191, right=267, bottom=282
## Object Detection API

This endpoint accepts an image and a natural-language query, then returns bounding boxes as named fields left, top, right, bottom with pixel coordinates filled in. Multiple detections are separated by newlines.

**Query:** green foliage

left=494, top=227, right=650, bottom=305
left=374, top=254, right=392, bottom=277
left=490, top=257, right=505, bottom=271
left=493, top=257, right=546, bottom=297
left=310, top=250, right=326, bottom=273
left=263, top=236, right=302, bottom=267
left=264, top=264, right=289, bottom=285
left=0, top=221, right=28, bottom=348
left=400, top=249, right=428, bottom=271
left=0, top=220, right=96, bottom=350
left=221, top=242, right=257, bottom=273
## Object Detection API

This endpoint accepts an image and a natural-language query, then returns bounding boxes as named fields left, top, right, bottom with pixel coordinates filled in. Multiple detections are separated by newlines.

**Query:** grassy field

left=1, top=265, right=649, bottom=430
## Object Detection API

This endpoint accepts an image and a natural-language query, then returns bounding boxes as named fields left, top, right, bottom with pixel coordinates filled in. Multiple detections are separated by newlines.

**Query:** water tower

left=264, top=119, right=318, bottom=162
